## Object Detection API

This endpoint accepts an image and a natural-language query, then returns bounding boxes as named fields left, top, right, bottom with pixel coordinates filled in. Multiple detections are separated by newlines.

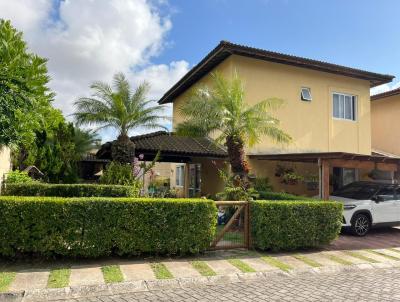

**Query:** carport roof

left=97, top=131, right=227, bottom=162
left=249, top=152, right=400, bottom=164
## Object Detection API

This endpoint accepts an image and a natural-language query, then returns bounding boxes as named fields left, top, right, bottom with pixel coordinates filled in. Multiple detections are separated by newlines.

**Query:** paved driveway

left=49, top=267, right=400, bottom=302
left=327, top=227, right=400, bottom=251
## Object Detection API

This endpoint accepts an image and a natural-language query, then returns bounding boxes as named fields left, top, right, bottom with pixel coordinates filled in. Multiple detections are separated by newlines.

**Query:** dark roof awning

left=371, top=87, right=400, bottom=101
left=159, top=41, right=395, bottom=104
left=97, top=131, right=228, bottom=162
left=249, top=152, right=400, bottom=164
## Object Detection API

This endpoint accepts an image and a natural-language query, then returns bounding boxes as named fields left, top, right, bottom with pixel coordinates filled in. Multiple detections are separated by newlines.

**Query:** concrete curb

left=0, top=263, right=394, bottom=302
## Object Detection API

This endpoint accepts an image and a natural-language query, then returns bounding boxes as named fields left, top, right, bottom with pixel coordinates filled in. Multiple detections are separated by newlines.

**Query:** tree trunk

left=111, top=134, right=135, bottom=164
left=226, top=135, right=249, bottom=177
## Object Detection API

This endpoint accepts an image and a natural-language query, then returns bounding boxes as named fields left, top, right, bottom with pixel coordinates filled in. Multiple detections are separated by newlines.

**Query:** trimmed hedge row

left=0, top=197, right=217, bottom=257
left=251, top=200, right=342, bottom=251
left=257, top=191, right=310, bottom=200
left=2, top=183, right=139, bottom=197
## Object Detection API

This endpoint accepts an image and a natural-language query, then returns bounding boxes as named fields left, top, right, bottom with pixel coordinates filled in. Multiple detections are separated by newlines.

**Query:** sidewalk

left=2, top=247, right=400, bottom=301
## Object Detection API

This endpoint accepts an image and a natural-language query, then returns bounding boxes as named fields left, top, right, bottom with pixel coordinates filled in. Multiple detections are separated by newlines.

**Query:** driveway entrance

left=326, top=227, right=400, bottom=251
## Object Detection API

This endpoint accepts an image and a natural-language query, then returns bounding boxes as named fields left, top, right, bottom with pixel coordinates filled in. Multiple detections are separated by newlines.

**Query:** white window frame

left=175, top=165, right=185, bottom=187
left=332, top=92, right=357, bottom=121
left=301, top=87, right=312, bottom=101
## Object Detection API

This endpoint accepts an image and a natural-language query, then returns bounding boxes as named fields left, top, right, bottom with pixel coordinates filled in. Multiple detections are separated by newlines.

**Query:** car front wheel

left=351, top=213, right=371, bottom=236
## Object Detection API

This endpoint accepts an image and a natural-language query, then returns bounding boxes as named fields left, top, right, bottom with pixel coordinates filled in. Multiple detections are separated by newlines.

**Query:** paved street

left=50, top=267, right=400, bottom=302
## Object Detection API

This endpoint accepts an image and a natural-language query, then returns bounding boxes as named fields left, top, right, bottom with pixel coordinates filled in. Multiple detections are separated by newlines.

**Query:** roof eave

left=158, top=41, right=394, bottom=104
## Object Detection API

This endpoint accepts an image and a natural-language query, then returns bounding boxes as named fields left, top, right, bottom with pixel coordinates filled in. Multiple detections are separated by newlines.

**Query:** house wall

left=0, top=146, right=12, bottom=191
left=231, top=55, right=372, bottom=155
left=371, top=94, right=400, bottom=156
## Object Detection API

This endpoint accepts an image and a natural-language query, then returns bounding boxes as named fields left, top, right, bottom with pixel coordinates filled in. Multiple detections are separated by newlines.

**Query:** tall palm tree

left=176, top=72, right=291, bottom=177
left=74, top=72, right=166, bottom=163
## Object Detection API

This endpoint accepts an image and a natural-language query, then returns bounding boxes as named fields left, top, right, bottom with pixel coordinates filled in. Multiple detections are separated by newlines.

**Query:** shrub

left=100, top=161, right=138, bottom=186
left=251, top=200, right=342, bottom=251
left=4, top=170, right=36, bottom=184
left=2, top=183, right=139, bottom=197
left=257, top=191, right=310, bottom=200
left=0, top=196, right=217, bottom=257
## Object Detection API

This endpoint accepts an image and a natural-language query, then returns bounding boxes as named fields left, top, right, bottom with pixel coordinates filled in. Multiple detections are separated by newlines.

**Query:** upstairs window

left=333, top=93, right=357, bottom=121
left=301, top=87, right=312, bottom=101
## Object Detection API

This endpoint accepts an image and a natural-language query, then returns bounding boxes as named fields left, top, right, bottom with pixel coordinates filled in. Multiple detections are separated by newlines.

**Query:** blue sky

left=157, top=0, right=400, bottom=89
left=2, top=0, right=399, bottom=141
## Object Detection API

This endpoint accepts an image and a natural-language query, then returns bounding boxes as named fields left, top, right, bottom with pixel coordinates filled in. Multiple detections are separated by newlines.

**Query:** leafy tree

left=73, top=72, right=167, bottom=163
left=176, top=72, right=291, bottom=177
left=0, top=19, right=53, bottom=146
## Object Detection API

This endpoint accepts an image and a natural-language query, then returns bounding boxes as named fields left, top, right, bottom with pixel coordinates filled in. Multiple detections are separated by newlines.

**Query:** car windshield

left=332, top=182, right=380, bottom=200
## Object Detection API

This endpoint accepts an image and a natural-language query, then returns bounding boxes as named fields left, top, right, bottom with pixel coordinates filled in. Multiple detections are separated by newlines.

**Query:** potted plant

left=304, top=173, right=319, bottom=190
left=282, top=172, right=304, bottom=185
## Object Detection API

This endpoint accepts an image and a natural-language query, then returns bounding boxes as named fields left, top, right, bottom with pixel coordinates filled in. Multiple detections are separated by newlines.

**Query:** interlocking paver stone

left=9, top=269, right=49, bottom=291
left=45, top=267, right=400, bottom=302
left=69, top=265, right=104, bottom=286
left=120, top=262, right=155, bottom=281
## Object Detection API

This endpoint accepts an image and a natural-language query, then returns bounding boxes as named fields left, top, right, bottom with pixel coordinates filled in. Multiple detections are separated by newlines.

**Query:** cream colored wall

left=371, top=95, right=400, bottom=156
left=231, top=55, right=372, bottom=155
left=0, top=147, right=12, bottom=190
left=172, top=57, right=233, bottom=129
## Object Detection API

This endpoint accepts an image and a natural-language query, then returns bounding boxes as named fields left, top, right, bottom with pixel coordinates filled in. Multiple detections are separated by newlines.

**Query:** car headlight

left=344, top=204, right=357, bottom=210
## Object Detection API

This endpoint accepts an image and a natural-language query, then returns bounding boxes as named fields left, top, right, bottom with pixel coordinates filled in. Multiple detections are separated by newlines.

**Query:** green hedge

left=2, top=183, right=139, bottom=197
left=0, top=197, right=216, bottom=257
left=257, top=191, right=311, bottom=200
left=251, top=200, right=342, bottom=251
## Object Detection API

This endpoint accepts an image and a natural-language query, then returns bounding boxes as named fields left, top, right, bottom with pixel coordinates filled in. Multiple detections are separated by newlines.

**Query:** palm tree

left=74, top=72, right=167, bottom=163
left=73, top=127, right=101, bottom=158
left=176, top=72, right=291, bottom=177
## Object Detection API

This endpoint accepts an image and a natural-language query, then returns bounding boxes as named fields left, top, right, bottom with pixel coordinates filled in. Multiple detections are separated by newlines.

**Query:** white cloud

left=0, top=0, right=189, bottom=140
left=371, top=81, right=400, bottom=96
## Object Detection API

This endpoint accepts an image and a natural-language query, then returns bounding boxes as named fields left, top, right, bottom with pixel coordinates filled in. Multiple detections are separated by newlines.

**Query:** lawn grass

left=261, top=256, right=292, bottom=272
left=227, top=259, right=256, bottom=273
left=190, top=261, right=216, bottom=276
left=47, top=268, right=71, bottom=288
left=216, top=225, right=244, bottom=243
left=367, top=250, right=400, bottom=261
left=293, top=254, right=321, bottom=268
left=150, top=263, right=173, bottom=279
left=326, top=255, right=353, bottom=265
left=344, top=251, right=378, bottom=263
left=0, top=272, right=16, bottom=292
left=101, top=265, right=124, bottom=283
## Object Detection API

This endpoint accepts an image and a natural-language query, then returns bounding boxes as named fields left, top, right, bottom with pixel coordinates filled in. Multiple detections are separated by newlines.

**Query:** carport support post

left=318, top=158, right=330, bottom=200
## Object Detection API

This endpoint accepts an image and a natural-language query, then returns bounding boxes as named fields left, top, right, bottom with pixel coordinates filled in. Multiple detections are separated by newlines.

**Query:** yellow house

left=0, top=146, right=12, bottom=192
left=158, top=41, right=399, bottom=199
left=371, top=88, right=400, bottom=157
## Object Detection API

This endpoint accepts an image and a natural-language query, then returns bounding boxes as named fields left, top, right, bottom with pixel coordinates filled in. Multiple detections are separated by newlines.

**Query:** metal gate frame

left=210, top=201, right=250, bottom=250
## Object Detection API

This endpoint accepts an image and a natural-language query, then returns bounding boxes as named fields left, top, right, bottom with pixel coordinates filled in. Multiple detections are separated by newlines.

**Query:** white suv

left=330, top=181, right=400, bottom=236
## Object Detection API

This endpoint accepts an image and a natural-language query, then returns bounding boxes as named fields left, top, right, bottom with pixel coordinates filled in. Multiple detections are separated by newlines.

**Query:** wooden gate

left=210, top=201, right=250, bottom=250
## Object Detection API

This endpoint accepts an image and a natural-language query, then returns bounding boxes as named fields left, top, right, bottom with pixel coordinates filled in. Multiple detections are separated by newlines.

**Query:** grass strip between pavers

left=344, top=251, right=378, bottom=263
left=47, top=268, right=71, bottom=288
left=388, top=248, right=400, bottom=255
left=0, top=272, right=16, bottom=292
left=293, top=254, right=321, bottom=268
left=190, top=261, right=216, bottom=276
left=261, top=256, right=292, bottom=272
left=326, top=255, right=353, bottom=265
left=101, top=265, right=124, bottom=283
left=150, top=263, right=173, bottom=279
left=367, top=250, right=400, bottom=261
left=227, top=259, right=256, bottom=273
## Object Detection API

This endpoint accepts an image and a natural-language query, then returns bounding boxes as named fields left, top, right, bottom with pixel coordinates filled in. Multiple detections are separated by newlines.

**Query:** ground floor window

left=333, top=167, right=358, bottom=191
left=176, top=165, right=185, bottom=187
